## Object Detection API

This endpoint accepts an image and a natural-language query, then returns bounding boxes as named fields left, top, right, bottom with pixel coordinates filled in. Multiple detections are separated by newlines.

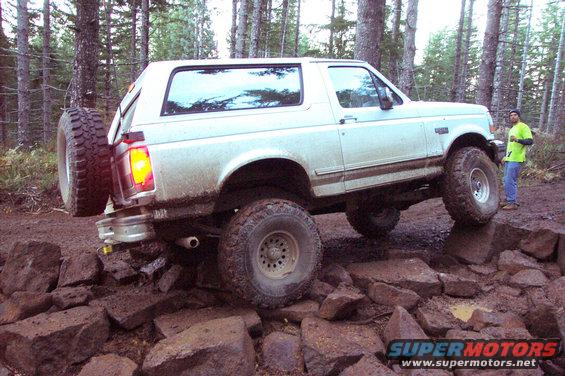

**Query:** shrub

left=0, top=147, right=58, bottom=193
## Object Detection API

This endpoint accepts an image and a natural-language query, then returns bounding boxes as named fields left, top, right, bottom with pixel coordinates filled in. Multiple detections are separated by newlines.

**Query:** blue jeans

left=503, top=162, right=523, bottom=204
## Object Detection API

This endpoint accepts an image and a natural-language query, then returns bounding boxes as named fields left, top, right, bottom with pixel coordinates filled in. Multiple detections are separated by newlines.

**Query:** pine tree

left=476, top=0, right=502, bottom=110
left=42, top=0, right=52, bottom=144
left=354, top=0, right=385, bottom=70
left=399, top=0, right=418, bottom=97
left=17, top=0, right=31, bottom=147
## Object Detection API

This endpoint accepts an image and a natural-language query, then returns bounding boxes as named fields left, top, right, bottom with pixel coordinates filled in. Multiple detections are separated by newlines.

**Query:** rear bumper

left=96, top=213, right=155, bottom=244
left=489, top=140, right=506, bottom=164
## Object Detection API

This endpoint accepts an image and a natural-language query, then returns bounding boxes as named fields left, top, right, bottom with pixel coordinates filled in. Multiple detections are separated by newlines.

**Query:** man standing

left=501, top=109, right=533, bottom=210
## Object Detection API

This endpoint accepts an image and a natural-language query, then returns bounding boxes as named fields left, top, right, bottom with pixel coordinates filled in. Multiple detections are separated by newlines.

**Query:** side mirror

left=377, top=87, right=394, bottom=110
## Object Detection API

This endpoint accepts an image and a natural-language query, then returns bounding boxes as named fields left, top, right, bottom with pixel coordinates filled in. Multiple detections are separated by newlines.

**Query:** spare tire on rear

left=57, top=107, right=111, bottom=217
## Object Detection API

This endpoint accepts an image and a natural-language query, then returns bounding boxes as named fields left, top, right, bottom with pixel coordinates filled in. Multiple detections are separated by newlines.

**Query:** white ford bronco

left=57, top=58, right=505, bottom=307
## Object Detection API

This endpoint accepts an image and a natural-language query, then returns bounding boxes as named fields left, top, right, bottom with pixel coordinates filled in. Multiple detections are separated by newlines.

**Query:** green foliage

left=0, top=147, right=58, bottom=192
left=522, top=133, right=564, bottom=182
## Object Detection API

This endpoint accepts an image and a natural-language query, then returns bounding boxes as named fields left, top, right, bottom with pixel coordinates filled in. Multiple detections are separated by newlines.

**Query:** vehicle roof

left=146, top=57, right=366, bottom=70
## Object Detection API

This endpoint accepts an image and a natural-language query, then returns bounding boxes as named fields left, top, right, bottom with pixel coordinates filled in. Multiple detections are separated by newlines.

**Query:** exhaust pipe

left=176, top=236, right=200, bottom=249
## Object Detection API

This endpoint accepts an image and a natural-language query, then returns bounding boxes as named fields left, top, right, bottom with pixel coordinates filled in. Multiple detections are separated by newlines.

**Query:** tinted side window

left=328, top=67, right=379, bottom=108
left=163, top=66, right=302, bottom=115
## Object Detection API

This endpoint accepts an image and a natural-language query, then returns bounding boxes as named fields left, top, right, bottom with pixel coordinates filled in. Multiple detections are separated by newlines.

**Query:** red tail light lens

left=129, top=146, right=154, bottom=191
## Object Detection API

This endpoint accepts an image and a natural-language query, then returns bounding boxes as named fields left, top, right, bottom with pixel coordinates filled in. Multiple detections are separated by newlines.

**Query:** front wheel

left=218, top=199, right=322, bottom=308
left=442, top=146, right=500, bottom=225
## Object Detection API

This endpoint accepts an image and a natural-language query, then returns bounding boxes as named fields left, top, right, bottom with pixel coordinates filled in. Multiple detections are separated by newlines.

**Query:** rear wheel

left=442, top=146, right=500, bottom=225
left=218, top=199, right=322, bottom=308
left=57, top=107, right=111, bottom=217
left=346, top=205, right=400, bottom=239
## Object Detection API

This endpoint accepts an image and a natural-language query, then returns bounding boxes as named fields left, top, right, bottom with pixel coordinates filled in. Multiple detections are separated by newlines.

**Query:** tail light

left=129, top=146, right=154, bottom=192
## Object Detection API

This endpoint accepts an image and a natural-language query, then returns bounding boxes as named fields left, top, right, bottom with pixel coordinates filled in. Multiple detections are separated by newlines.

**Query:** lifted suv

left=57, top=58, right=505, bottom=307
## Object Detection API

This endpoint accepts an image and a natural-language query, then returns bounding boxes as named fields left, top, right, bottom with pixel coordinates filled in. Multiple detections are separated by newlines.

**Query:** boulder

left=491, top=219, right=532, bottom=253
left=90, top=288, right=187, bottom=330
left=384, top=248, right=431, bottom=264
left=318, top=285, right=365, bottom=320
left=339, top=355, right=396, bottom=376
left=546, top=277, right=565, bottom=308
left=142, top=316, right=255, bottom=376
left=301, top=317, right=385, bottom=376
left=438, top=273, right=480, bottom=297
left=445, top=329, right=493, bottom=340
left=0, top=306, right=109, bottom=375
left=347, top=258, right=441, bottom=298
left=558, top=233, right=565, bottom=275
left=259, top=299, right=319, bottom=323
left=0, top=291, right=52, bottom=324
left=139, top=256, right=168, bottom=284
left=155, top=306, right=262, bottom=338
left=0, top=242, right=61, bottom=295
left=519, top=227, right=560, bottom=260
left=498, top=250, right=543, bottom=274
left=415, top=302, right=462, bottom=336
left=157, top=265, right=193, bottom=293
left=509, top=269, right=549, bottom=288
left=367, top=282, right=420, bottom=310
left=78, top=354, right=139, bottom=376
left=262, top=332, right=304, bottom=373
left=58, top=253, right=101, bottom=287
left=101, top=258, right=138, bottom=285
left=480, top=326, right=532, bottom=339
left=308, top=280, right=335, bottom=303
left=51, top=286, right=93, bottom=310
left=467, top=309, right=525, bottom=331
left=525, top=288, right=561, bottom=338
left=468, top=264, right=497, bottom=275
left=322, top=264, right=353, bottom=287
left=443, top=222, right=496, bottom=264
left=382, top=306, right=428, bottom=347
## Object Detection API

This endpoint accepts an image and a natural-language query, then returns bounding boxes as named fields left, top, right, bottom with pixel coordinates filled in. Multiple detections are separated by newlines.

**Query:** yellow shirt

left=505, top=122, right=532, bottom=163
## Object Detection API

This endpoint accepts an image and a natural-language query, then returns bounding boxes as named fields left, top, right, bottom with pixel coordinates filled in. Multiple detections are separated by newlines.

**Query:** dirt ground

left=2, top=180, right=563, bottom=261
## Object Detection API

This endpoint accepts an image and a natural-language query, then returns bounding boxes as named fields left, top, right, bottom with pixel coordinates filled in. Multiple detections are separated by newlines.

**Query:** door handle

left=339, top=117, right=357, bottom=124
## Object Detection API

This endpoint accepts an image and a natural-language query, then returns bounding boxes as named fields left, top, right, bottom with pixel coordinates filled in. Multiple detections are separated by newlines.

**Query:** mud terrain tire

left=346, top=206, right=400, bottom=238
left=57, top=107, right=111, bottom=217
left=218, top=199, right=322, bottom=308
left=442, top=146, right=499, bottom=225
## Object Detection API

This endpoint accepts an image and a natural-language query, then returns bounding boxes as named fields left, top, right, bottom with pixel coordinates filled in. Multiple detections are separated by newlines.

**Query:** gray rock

left=301, top=317, right=385, bottom=376
left=308, top=280, right=335, bottom=303
left=90, top=288, right=187, bottom=330
left=0, top=291, right=52, bottom=324
left=78, top=354, right=139, bottom=376
left=480, top=326, right=532, bottom=339
left=367, top=282, right=420, bottom=310
left=498, top=250, right=542, bottom=274
left=0, top=242, right=61, bottom=295
left=415, top=303, right=462, bottom=336
left=51, top=286, right=93, bottom=310
left=347, top=258, right=441, bottom=298
left=142, top=316, right=255, bottom=376
left=519, top=227, right=560, bottom=260
left=318, top=285, right=364, bottom=320
left=546, top=276, right=565, bottom=308
left=139, top=256, right=168, bottom=283
left=58, top=253, right=101, bottom=287
left=155, top=306, right=262, bottom=338
left=262, top=332, right=304, bottom=373
left=468, top=264, right=497, bottom=275
left=0, top=306, right=109, bottom=375
left=509, top=269, right=549, bottom=288
left=157, top=265, right=193, bottom=293
left=322, top=264, right=354, bottom=287
left=259, top=299, right=319, bottom=323
left=382, top=306, right=428, bottom=347
left=438, top=273, right=480, bottom=297
left=339, top=355, right=396, bottom=376
left=467, top=309, right=525, bottom=331
left=101, top=258, right=138, bottom=284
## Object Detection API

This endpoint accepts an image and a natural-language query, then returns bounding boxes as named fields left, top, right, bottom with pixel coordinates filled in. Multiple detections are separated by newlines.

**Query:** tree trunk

left=399, top=0, right=418, bottom=97
left=491, top=0, right=510, bottom=126
left=279, top=0, right=289, bottom=57
left=262, top=0, right=272, bottom=57
left=475, top=0, right=502, bottom=110
left=71, top=0, right=100, bottom=108
left=0, top=1, right=7, bottom=145
left=329, top=0, right=336, bottom=56
left=293, top=0, right=301, bottom=57
left=456, top=0, right=474, bottom=102
left=42, top=0, right=52, bottom=144
left=516, top=0, right=533, bottom=109
left=235, top=0, right=248, bottom=58
left=538, top=77, right=550, bottom=131
left=249, top=0, right=264, bottom=58
left=230, top=0, right=238, bottom=57
left=388, top=0, right=402, bottom=83
left=140, top=0, right=149, bottom=70
left=130, top=0, right=137, bottom=81
left=547, top=13, right=565, bottom=134
left=104, top=0, right=113, bottom=121
left=504, top=3, right=520, bottom=106
left=556, top=78, right=565, bottom=135
left=354, top=0, right=386, bottom=70
left=450, top=0, right=466, bottom=102
left=17, top=0, right=31, bottom=147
